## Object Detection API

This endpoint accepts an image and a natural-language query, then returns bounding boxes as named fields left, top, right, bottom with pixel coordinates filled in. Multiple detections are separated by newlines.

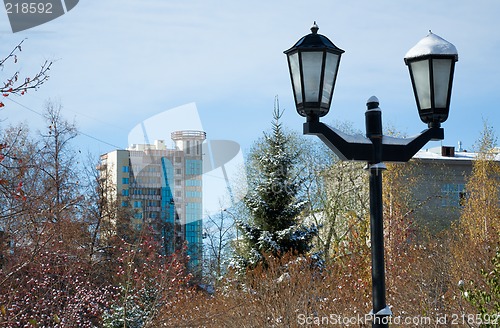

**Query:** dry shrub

left=386, top=234, right=455, bottom=322
left=153, top=234, right=474, bottom=327
left=154, top=252, right=374, bottom=327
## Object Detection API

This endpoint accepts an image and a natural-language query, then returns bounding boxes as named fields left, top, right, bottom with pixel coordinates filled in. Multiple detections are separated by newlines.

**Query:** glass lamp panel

left=288, top=52, right=302, bottom=104
left=321, top=53, right=339, bottom=106
left=432, top=59, right=452, bottom=108
left=301, top=52, right=324, bottom=103
left=410, top=59, right=431, bottom=109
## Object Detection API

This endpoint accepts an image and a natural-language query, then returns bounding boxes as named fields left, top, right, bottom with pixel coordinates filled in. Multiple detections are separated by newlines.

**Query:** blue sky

left=1, top=0, right=499, bottom=158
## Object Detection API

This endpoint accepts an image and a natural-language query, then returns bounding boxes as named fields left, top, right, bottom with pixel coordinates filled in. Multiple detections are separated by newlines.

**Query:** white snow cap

left=405, top=31, right=458, bottom=59
left=367, top=96, right=379, bottom=104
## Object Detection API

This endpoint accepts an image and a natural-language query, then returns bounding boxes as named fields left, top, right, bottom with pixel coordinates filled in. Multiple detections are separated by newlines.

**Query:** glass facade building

left=99, top=131, right=206, bottom=273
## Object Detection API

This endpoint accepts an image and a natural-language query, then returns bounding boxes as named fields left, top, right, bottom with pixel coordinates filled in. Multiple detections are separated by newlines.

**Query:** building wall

left=409, top=157, right=472, bottom=231
left=407, top=146, right=499, bottom=231
left=172, top=131, right=205, bottom=272
left=100, top=150, right=130, bottom=200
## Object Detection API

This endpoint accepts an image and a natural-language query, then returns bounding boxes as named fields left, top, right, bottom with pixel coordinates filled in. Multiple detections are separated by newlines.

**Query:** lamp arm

left=304, top=121, right=372, bottom=161
left=304, top=121, right=444, bottom=163
left=381, top=127, right=444, bottom=162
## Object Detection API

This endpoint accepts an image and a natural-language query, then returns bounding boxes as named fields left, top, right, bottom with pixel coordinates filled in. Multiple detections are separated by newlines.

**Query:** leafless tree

left=203, top=207, right=236, bottom=285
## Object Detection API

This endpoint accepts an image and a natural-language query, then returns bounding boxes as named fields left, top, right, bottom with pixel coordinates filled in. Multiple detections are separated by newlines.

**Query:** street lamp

left=285, top=24, right=458, bottom=328
left=284, top=21, right=344, bottom=119
left=405, top=31, right=458, bottom=128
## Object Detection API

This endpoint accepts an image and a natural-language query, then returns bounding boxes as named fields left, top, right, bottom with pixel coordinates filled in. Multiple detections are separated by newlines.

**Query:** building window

left=186, top=160, right=202, bottom=175
left=122, top=166, right=129, bottom=173
left=195, top=141, right=200, bottom=155
left=185, top=179, right=202, bottom=187
left=133, top=201, right=142, bottom=208
left=176, top=168, right=182, bottom=175
left=186, top=191, right=202, bottom=198
left=121, top=201, right=129, bottom=207
left=122, top=189, right=129, bottom=196
left=122, top=177, right=129, bottom=184
left=186, top=203, right=202, bottom=221
left=441, top=183, right=465, bottom=207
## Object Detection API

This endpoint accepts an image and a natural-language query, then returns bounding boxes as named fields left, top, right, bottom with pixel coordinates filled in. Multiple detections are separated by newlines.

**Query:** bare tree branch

left=0, top=40, right=52, bottom=108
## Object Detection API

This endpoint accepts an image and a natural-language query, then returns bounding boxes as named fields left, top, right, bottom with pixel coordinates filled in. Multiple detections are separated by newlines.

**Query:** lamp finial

left=311, top=21, right=319, bottom=34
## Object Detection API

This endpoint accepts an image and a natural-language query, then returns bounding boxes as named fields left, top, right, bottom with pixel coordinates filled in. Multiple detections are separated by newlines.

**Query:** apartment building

left=99, top=130, right=206, bottom=272
left=409, top=145, right=500, bottom=230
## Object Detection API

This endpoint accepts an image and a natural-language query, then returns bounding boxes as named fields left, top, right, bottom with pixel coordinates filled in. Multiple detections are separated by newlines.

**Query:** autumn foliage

left=0, top=242, right=114, bottom=327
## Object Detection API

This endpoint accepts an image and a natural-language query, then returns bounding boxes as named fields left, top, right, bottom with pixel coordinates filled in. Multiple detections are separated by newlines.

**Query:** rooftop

left=413, top=146, right=500, bottom=162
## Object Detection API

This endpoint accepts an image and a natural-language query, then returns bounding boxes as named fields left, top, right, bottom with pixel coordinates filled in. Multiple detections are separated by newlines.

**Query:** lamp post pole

left=365, top=100, right=390, bottom=326
left=285, top=24, right=458, bottom=328
left=369, top=162, right=387, bottom=326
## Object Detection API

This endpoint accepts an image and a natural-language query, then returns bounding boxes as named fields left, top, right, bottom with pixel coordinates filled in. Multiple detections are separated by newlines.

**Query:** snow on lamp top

left=405, top=31, right=458, bottom=60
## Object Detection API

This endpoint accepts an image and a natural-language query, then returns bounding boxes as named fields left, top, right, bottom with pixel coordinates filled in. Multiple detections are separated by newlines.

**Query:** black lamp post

left=285, top=25, right=457, bottom=328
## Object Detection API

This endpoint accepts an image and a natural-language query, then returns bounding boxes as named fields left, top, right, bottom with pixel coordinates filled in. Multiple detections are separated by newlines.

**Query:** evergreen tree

left=235, top=99, right=317, bottom=268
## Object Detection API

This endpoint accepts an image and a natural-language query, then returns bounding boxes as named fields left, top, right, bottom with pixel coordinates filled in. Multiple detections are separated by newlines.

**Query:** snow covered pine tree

left=236, top=98, right=317, bottom=268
